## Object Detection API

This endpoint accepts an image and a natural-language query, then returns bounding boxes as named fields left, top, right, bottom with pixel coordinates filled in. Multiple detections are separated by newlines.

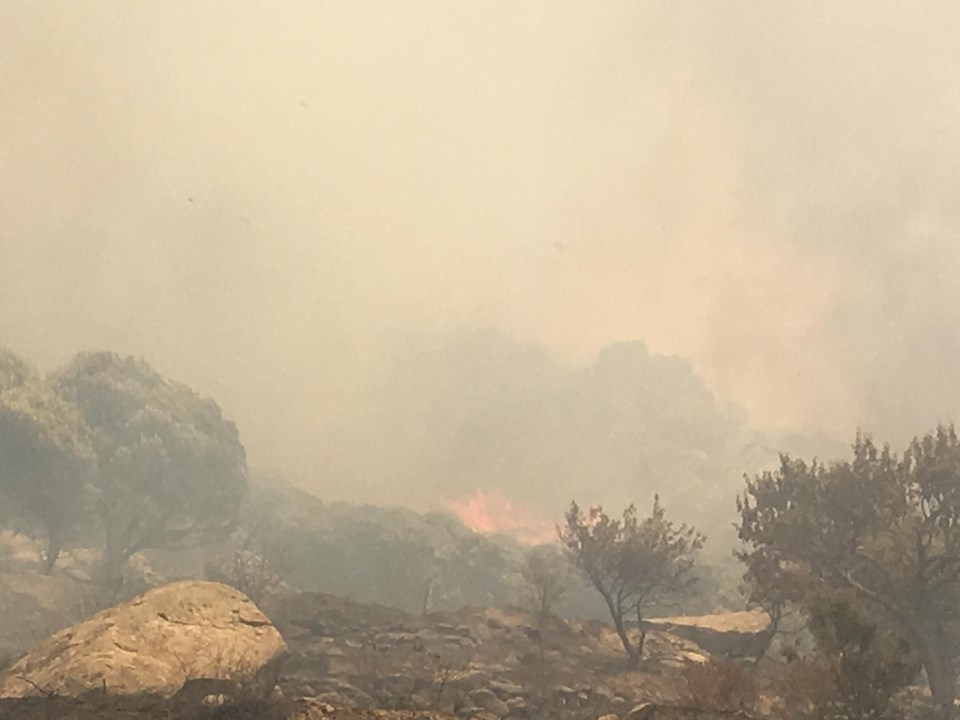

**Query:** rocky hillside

left=265, top=590, right=766, bottom=719
left=0, top=574, right=768, bottom=720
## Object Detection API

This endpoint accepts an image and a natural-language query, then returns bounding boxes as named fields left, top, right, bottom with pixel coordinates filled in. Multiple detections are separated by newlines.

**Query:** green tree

left=560, top=496, right=705, bottom=664
left=55, top=352, right=247, bottom=593
left=806, top=592, right=919, bottom=719
left=0, top=349, right=95, bottom=572
left=738, top=426, right=960, bottom=717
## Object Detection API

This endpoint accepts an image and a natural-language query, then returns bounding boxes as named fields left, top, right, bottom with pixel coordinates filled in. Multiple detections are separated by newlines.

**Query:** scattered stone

left=624, top=702, right=655, bottom=720
left=447, top=670, right=491, bottom=693
left=488, top=679, right=523, bottom=698
left=468, top=688, right=510, bottom=717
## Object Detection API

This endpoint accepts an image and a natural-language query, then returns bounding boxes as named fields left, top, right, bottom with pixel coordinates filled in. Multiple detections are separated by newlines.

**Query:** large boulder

left=0, top=580, right=286, bottom=703
left=644, top=610, right=770, bottom=658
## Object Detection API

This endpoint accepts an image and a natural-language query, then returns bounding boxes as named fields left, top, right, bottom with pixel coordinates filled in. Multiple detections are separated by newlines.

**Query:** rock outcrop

left=0, top=580, right=287, bottom=703
left=644, top=611, right=770, bottom=659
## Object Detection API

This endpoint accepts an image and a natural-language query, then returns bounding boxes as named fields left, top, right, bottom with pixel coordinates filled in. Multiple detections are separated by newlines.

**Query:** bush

left=765, top=658, right=838, bottom=720
left=807, top=595, right=919, bottom=719
left=682, top=658, right=757, bottom=713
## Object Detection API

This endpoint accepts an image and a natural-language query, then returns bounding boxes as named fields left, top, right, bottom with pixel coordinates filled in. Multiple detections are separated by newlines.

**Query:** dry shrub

left=766, top=658, right=839, bottom=720
left=682, top=658, right=757, bottom=713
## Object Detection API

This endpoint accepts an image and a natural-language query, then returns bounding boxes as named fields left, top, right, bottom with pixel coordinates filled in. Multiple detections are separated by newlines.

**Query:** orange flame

left=446, top=489, right=555, bottom=545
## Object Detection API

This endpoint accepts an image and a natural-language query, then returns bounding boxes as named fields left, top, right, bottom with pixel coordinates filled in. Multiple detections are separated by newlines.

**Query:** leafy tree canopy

left=738, top=426, right=960, bottom=715
left=561, top=496, right=704, bottom=664
left=55, top=352, right=247, bottom=584
left=0, top=348, right=95, bottom=571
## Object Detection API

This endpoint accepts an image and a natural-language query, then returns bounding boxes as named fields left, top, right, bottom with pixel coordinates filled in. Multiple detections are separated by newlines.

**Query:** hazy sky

left=2, top=2, right=960, bottom=497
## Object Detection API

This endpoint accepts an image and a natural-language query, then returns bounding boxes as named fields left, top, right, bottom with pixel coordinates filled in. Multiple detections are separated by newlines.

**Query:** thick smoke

left=1, top=2, right=958, bottom=507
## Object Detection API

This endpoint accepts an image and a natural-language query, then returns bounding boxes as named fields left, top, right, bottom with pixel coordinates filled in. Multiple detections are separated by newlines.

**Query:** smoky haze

left=2, top=2, right=959, bottom=517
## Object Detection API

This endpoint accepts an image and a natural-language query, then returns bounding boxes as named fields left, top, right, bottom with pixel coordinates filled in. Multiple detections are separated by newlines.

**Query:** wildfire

left=446, top=489, right=555, bottom=545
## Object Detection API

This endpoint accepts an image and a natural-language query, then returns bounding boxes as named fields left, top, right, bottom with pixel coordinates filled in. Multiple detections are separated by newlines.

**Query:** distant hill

left=239, top=480, right=744, bottom=620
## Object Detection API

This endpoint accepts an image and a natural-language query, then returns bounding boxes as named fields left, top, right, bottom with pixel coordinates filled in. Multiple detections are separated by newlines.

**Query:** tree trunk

left=600, top=593, right=638, bottom=665
left=751, top=603, right=782, bottom=666
left=925, top=653, right=955, bottom=718
left=42, top=528, right=61, bottom=575
left=915, top=626, right=956, bottom=719
left=98, top=540, right=133, bottom=606
left=612, top=612, right=639, bottom=665
left=536, top=609, right=546, bottom=664
left=421, top=579, right=434, bottom=615
left=635, top=605, right=648, bottom=660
